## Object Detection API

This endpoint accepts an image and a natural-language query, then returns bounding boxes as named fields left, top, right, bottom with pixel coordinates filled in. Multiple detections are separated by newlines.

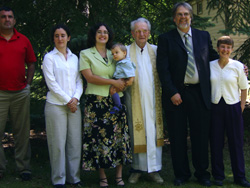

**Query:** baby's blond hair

left=111, top=43, right=127, bottom=53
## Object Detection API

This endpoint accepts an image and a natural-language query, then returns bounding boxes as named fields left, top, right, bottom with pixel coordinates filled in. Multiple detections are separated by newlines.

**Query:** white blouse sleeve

left=43, top=54, right=71, bottom=104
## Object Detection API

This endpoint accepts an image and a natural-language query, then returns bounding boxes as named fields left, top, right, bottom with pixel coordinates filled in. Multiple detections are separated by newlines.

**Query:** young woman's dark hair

left=50, top=24, right=71, bottom=43
left=87, top=23, right=114, bottom=49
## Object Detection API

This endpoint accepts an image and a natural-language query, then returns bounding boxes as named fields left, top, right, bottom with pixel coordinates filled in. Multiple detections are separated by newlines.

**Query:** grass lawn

left=1, top=133, right=250, bottom=188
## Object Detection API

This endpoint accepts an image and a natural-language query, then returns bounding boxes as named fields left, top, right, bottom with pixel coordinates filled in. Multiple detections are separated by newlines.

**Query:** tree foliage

left=0, top=0, right=218, bottom=130
left=0, top=0, right=215, bottom=98
left=206, top=0, right=250, bottom=65
left=0, top=0, right=217, bottom=54
left=0, top=0, right=216, bottom=52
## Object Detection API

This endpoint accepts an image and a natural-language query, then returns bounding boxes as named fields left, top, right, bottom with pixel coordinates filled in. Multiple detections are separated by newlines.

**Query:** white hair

left=130, top=17, right=151, bottom=31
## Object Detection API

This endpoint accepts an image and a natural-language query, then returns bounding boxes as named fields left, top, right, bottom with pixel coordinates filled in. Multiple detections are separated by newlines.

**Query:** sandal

left=115, top=177, right=125, bottom=187
left=100, top=178, right=109, bottom=188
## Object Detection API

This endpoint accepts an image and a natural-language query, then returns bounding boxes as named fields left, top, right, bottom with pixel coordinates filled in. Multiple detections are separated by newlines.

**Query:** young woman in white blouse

left=43, top=24, right=83, bottom=188
left=210, top=36, right=250, bottom=187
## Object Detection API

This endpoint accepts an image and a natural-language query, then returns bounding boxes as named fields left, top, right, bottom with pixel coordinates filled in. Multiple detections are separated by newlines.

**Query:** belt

left=183, top=83, right=200, bottom=88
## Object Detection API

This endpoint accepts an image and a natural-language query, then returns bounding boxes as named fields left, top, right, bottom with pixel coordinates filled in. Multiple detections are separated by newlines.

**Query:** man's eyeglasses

left=176, top=13, right=190, bottom=17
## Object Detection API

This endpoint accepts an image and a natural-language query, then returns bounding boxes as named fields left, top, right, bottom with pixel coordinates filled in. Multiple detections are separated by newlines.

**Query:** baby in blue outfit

left=110, top=43, right=136, bottom=114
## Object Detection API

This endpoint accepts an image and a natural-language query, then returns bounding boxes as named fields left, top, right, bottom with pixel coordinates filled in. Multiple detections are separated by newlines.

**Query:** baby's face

left=111, top=46, right=126, bottom=61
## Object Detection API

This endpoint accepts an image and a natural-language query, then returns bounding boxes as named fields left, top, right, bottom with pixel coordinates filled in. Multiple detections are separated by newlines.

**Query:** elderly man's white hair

left=130, top=17, right=151, bottom=31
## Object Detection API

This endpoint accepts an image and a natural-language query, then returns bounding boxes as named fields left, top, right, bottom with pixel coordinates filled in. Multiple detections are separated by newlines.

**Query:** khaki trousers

left=0, top=85, right=31, bottom=174
left=45, top=102, right=82, bottom=185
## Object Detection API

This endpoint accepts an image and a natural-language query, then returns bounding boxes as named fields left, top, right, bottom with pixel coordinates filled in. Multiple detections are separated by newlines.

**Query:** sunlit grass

left=1, top=138, right=250, bottom=188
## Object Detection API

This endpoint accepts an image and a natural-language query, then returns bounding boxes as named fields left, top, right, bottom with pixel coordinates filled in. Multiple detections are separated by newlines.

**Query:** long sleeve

left=73, top=70, right=83, bottom=100
left=43, top=54, right=72, bottom=104
left=43, top=48, right=83, bottom=105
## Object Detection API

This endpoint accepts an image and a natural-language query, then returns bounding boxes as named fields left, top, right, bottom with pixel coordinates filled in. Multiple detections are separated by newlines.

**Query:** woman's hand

left=125, top=77, right=135, bottom=86
left=241, top=104, right=245, bottom=113
left=67, top=98, right=78, bottom=113
left=112, top=79, right=125, bottom=91
left=240, top=89, right=247, bottom=113
left=69, top=106, right=78, bottom=113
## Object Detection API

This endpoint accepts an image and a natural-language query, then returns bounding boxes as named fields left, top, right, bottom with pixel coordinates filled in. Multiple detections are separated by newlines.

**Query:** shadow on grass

left=2, top=85, right=246, bottom=187
left=1, top=133, right=250, bottom=188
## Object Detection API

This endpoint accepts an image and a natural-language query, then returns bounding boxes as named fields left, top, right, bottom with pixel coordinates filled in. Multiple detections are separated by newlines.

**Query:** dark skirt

left=82, top=94, right=132, bottom=170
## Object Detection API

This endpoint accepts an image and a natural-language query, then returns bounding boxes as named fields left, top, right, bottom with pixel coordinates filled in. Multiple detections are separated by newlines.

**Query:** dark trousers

left=210, top=98, right=246, bottom=181
left=166, top=85, right=210, bottom=180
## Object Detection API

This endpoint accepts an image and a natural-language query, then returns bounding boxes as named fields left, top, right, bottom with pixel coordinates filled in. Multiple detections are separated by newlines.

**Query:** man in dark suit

left=156, top=2, right=218, bottom=187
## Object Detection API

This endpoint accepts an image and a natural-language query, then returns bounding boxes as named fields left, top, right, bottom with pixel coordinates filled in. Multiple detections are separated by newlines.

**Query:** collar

left=177, top=27, right=192, bottom=38
left=90, top=46, right=98, bottom=54
left=90, top=46, right=113, bottom=65
left=135, top=43, right=147, bottom=53
left=116, top=57, right=131, bottom=64
left=51, top=47, right=72, bottom=56
left=0, top=28, right=20, bottom=41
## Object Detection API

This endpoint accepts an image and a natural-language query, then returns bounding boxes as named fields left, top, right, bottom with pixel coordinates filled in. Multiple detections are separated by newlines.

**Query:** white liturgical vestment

left=125, top=43, right=162, bottom=172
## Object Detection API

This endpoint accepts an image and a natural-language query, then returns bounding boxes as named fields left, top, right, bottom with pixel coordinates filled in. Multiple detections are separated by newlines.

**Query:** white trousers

left=45, top=102, right=82, bottom=185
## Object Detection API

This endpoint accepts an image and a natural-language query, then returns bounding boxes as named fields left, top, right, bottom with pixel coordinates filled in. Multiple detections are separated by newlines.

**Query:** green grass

left=1, top=136, right=250, bottom=188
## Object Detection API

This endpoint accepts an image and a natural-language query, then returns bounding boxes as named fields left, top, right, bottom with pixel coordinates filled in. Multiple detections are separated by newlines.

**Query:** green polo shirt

left=80, top=47, right=122, bottom=97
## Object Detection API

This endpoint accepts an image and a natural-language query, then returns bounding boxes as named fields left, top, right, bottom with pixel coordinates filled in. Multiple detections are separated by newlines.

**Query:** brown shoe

left=148, top=173, right=164, bottom=184
left=128, top=173, right=141, bottom=184
left=20, top=173, right=31, bottom=181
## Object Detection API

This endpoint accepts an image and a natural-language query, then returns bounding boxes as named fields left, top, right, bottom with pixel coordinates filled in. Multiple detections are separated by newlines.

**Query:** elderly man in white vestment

left=125, top=17, right=164, bottom=184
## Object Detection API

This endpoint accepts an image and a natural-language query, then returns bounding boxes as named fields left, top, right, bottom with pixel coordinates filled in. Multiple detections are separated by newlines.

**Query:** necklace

left=103, top=57, right=108, bottom=63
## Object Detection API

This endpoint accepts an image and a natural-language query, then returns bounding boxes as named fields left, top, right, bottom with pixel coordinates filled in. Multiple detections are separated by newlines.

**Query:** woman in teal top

left=79, top=23, right=132, bottom=187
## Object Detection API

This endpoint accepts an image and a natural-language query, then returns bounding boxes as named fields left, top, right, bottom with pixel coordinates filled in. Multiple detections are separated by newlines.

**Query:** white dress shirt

left=210, top=58, right=248, bottom=104
left=43, top=47, right=83, bottom=105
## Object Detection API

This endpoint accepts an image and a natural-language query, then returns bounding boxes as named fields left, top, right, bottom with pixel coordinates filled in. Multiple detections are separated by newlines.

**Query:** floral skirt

left=82, top=94, right=132, bottom=170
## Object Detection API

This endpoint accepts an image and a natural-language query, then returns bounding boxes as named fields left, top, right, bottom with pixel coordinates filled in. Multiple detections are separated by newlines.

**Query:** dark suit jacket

left=156, top=28, right=218, bottom=111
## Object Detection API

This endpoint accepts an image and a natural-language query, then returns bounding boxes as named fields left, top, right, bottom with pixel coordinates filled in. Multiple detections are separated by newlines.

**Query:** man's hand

left=171, top=93, right=182, bottom=106
left=244, top=64, right=248, bottom=77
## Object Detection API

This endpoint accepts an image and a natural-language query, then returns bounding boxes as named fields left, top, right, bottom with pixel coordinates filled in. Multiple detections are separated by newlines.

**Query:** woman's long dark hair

left=87, top=23, right=114, bottom=49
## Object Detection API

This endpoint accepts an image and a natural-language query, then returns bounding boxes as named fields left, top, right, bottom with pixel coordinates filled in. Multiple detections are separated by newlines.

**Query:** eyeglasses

left=96, top=30, right=109, bottom=35
left=134, top=30, right=149, bottom=34
left=176, top=12, right=190, bottom=17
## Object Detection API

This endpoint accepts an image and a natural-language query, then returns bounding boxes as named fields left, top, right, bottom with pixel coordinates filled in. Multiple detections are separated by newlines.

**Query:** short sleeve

left=238, top=63, right=248, bottom=90
left=25, top=38, right=36, bottom=63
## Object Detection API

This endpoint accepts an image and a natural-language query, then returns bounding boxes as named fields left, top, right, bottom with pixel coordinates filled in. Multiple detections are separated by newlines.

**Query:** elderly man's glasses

left=134, top=30, right=149, bottom=34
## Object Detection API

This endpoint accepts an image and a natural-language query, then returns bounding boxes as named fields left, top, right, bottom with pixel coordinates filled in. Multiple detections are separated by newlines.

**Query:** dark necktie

left=184, top=33, right=195, bottom=77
